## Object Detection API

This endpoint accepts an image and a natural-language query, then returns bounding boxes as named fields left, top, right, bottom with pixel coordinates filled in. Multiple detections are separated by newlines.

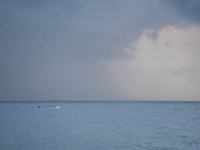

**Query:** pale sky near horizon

left=1, top=0, right=200, bottom=101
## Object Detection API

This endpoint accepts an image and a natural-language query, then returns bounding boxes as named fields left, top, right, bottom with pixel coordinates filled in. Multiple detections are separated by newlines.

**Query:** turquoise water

left=0, top=101, right=200, bottom=150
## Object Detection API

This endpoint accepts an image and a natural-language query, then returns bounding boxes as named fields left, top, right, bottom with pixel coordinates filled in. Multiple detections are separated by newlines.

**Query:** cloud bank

left=0, top=0, right=200, bottom=101
left=106, top=25, right=200, bottom=100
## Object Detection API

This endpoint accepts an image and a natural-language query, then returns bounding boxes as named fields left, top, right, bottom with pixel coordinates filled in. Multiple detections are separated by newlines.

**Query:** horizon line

left=0, top=100, right=199, bottom=102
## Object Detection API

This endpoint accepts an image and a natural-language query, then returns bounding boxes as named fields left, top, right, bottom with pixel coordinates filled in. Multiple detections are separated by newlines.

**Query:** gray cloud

left=162, top=0, right=200, bottom=24
left=145, top=31, right=159, bottom=41
left=0, top=0, right=181, bottom=63
left=0, top=0, right=199, bottom=101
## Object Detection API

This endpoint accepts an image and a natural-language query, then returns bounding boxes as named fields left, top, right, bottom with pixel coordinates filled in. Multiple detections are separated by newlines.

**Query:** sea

left=0, top=101, right=200, bottom=150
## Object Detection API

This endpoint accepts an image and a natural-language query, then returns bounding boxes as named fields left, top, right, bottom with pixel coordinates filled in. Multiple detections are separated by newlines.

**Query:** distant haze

left=1, top=0, right=200, bottom=101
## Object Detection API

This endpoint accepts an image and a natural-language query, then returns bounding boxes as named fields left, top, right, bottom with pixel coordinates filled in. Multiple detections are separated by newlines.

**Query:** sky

left=0, top=0, right=200, bottom=101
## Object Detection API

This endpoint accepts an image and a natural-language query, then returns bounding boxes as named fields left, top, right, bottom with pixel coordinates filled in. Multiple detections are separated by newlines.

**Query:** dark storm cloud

left=0, top=0, right=179, bottom=63
left=0, top=0, right=199, bottom=101
left=162, top=0, right=200, bottom=24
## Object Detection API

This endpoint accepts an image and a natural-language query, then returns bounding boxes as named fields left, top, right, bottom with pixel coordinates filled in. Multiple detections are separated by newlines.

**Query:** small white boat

left=54, top=107, right=60, bottom=109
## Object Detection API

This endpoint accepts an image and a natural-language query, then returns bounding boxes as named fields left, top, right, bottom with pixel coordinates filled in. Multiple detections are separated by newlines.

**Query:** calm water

left=0, top=101, right=200, bottom=150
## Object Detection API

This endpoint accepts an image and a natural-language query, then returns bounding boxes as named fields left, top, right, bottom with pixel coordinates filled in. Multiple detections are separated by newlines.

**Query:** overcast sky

left=1, top=0, right=200, bottom=101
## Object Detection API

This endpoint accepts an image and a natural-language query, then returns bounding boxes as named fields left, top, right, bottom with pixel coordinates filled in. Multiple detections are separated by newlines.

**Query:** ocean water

left=0, top=101, right=200, bottom=150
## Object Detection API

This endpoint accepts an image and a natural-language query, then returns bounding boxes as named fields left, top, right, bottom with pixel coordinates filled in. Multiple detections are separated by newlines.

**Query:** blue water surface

left=0, top=101, right=200, bottom=150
